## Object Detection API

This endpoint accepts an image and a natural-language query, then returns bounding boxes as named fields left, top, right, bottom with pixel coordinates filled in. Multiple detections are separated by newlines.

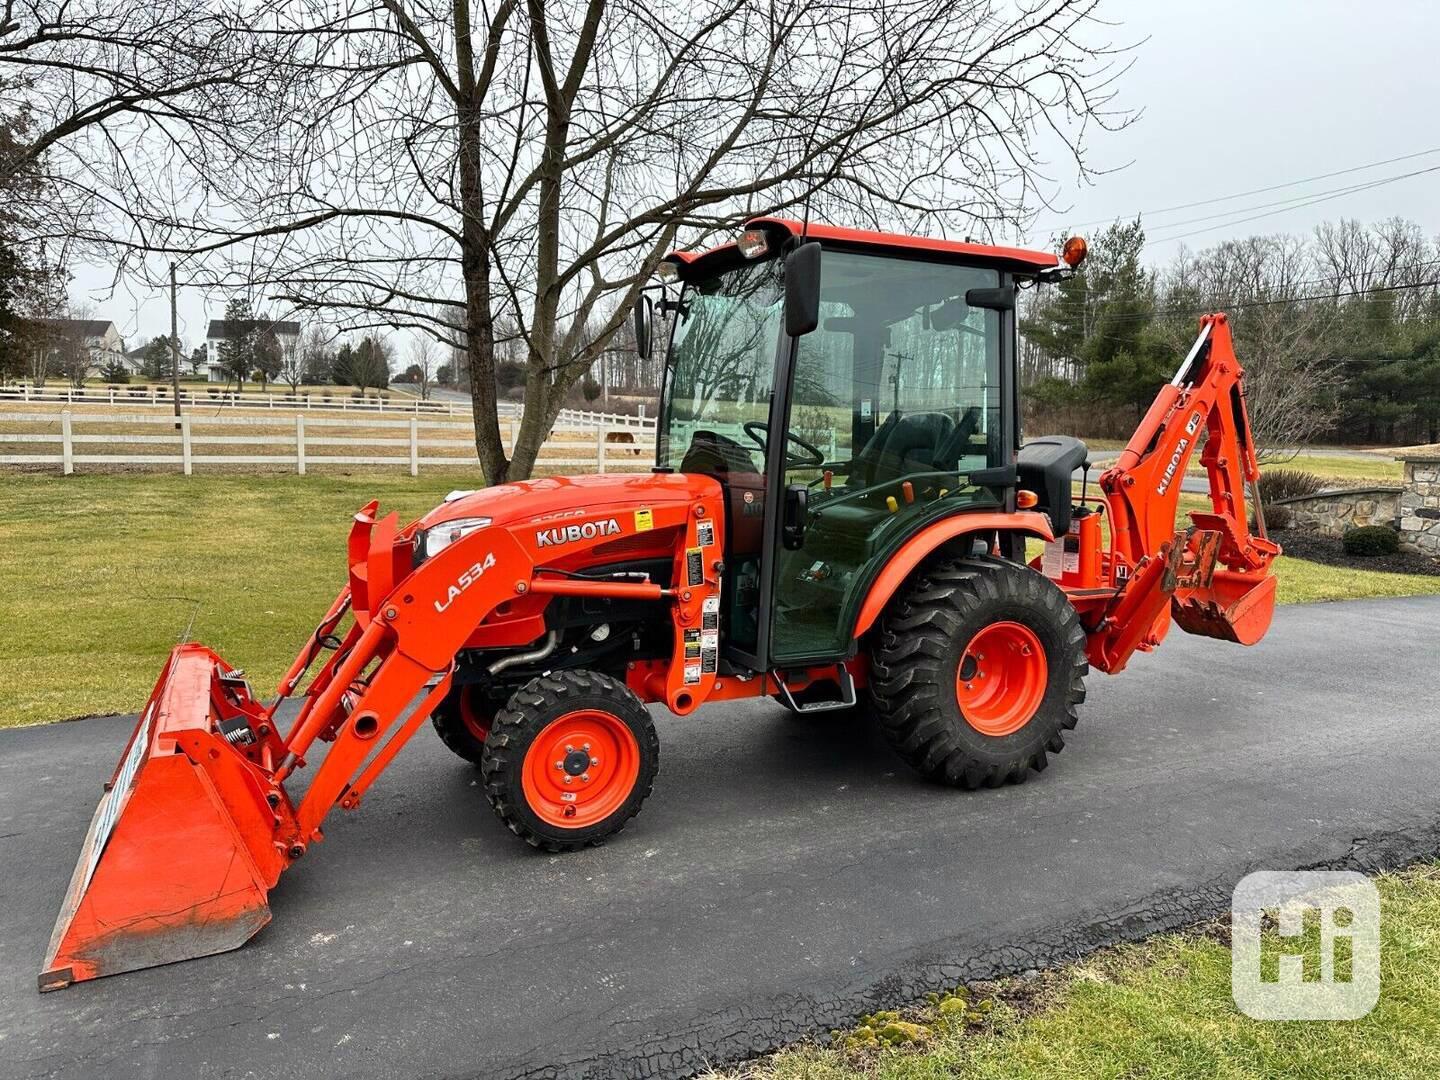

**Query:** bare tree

left=278, top=332, right=306, bottom=391
left=90, top=0, right=1130, bottom=482
left=406, top=335, right=438, bottom=401
left=0, top=1, right=292, bottom=267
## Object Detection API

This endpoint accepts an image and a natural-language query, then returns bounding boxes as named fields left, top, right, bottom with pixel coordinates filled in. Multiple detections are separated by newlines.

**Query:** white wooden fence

left=0, top=384, right=655, bottom=433
left=0, top=410, right=656, bottom=476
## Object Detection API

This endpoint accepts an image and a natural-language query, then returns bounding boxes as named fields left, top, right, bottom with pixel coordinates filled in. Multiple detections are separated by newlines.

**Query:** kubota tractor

left=41, top=218, right=1280, bottom=991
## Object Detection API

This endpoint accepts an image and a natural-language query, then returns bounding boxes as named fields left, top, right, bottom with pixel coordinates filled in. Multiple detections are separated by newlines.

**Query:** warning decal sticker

left=634, top=508, right=653, bottom=532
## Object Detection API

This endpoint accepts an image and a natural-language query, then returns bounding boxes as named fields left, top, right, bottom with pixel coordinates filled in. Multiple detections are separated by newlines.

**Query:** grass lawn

left=720, top=864, right=1440, bottom=1080
left=2, top=475, right=1438, bottom=728
left=1265, top=453, right=1403, bottom=488
left=1185, top=452, right=1404, bottom=489
left=0, top=471, right=487, bottom=728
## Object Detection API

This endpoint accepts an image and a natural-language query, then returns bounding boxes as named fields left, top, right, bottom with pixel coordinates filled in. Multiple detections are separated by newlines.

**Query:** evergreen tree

left=217, top=296, right=255, bottom=390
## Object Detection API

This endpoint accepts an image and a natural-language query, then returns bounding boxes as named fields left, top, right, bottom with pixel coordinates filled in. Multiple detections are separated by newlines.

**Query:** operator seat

left=1015, top=435, right=1089, bottom=537
left=848, top=411, right=954, bottom=490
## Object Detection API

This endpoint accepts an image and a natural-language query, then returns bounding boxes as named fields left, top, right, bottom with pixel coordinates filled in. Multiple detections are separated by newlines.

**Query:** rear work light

left=738, top=228, right=769, bottom=259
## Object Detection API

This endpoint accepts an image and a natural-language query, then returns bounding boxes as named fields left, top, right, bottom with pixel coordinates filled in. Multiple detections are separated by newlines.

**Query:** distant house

left=203, top=317, right=301, bottom=383
left=36, top=318, right=130, bottom=376
left=123, top=343, right=151, bottom=376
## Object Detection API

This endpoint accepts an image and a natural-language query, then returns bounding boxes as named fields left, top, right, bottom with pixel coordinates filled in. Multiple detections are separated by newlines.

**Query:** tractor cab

left=650, top=219, right=1067, bottom=672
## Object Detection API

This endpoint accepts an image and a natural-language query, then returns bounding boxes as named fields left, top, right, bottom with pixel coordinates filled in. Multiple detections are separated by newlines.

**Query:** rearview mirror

left=784, top=242, right=822, bottom=337
left=633, top=294, right=654, bottom=361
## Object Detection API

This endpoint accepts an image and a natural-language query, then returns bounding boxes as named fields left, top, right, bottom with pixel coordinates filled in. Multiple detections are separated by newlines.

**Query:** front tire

left=870, top=555, right=1087, bottom=788
left=481, top=670, right=659, bottom=851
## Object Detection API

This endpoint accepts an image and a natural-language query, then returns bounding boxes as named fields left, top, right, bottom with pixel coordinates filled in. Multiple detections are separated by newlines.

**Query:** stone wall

left=1272, top=487, right=1402, bottom=538
left=1399, top=456, right=1440, bottom=556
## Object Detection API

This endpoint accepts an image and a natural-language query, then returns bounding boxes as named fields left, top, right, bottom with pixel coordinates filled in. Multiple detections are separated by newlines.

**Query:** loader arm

left=40, top=487, right=725, bottom=990
left=1084, top=314, right=1280, bottom=672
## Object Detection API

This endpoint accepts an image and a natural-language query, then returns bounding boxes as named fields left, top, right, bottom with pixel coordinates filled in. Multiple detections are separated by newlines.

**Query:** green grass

left=3, top=474, right=1438, bottom=728
left=721, top=865, right=1440, bottom=1080
left=1271, top=553, right=1440, bottom=605
left=0, top=471, right=487, bottom=727
left=1266, top=453, right=1402, bottom=487
left=1185, top=453, right=1404, bottom=489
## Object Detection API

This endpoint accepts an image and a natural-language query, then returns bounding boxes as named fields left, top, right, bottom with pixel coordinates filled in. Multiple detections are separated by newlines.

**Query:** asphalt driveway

left=2, top=596, right=1438, bottom=1079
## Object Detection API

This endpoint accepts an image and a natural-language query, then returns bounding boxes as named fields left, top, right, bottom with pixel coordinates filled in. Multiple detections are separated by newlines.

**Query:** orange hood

left=419, top=472, right=721, bottom=532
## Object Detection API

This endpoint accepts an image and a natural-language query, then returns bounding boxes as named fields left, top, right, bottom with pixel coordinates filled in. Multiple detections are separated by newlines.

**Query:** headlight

left=421, top=516, right=492, bottom=559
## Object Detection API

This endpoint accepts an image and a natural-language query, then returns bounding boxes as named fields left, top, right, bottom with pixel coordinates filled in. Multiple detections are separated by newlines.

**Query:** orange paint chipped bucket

left=39, top=645, right=288, bottom=991
left=1173, top=570, right=1277, bottom=646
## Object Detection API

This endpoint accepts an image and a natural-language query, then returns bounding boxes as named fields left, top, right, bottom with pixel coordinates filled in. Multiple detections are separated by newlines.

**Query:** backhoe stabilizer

left=39, top=645, right=289, bottom=991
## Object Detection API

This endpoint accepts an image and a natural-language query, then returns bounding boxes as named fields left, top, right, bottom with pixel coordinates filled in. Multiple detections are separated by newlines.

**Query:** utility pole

left=170, top=263, right=182, bottom=426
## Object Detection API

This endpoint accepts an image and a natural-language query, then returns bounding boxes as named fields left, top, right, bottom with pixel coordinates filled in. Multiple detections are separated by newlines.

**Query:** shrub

left=1259, top=468, right=1324, bottom=503
left=1261, top=505, right=1293, bottom=531
left=1342, top=525, right=1400, bottom=557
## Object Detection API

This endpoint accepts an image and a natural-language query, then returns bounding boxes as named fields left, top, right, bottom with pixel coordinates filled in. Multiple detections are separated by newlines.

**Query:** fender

left=851, top=510, right=1056, bottom=638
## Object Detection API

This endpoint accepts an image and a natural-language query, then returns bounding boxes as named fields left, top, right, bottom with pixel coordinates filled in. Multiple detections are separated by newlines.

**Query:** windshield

left=657, top=259, right=781, bottom=473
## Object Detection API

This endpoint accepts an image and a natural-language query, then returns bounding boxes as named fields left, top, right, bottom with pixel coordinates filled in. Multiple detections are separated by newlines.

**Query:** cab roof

left=664, top=217, right=1060, bottom=277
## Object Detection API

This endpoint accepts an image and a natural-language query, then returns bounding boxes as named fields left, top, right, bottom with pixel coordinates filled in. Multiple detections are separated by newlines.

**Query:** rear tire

left=870, top=555, right=1087, bottom=788
left=481, top=670, right=659, bottom=851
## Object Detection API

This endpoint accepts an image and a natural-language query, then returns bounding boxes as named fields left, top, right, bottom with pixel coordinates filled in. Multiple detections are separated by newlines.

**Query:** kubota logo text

left=435, top=552, right=497, bottom=613
left=1157, top=437, right=1190, bottom=496
left=535, top=518, right=621, bottom=548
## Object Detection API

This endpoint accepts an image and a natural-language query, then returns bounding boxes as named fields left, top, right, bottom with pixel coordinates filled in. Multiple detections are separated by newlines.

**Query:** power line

left=1041, top=145, right=1440, bottom=232
left=1138, top=167, right=1440, bottom=236
left=1024, top=276, right=1440, bottom=328
left=1144, top=165, right=1440, bottom=247
left=1030, top=256, right=1440, bottom=315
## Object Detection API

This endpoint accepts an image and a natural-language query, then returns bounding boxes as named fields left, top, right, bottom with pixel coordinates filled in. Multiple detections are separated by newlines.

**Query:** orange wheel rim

left=955, top=621, right=1047, bottom=736
left=521, top=710, right=641, bottom=829
left=459, top=688, right=490, bottom=743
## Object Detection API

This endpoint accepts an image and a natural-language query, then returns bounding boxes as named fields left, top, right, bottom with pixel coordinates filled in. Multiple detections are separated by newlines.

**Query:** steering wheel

left=742, top=420, right=825, bottom=468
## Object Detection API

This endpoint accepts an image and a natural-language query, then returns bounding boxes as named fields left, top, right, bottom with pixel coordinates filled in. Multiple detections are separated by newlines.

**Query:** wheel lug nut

left=564, top=776, right=572, bottom=785
left=590, top=757, right=599, bottom=766
left=581, top=773, right=591, bottom=783
left=565, top=744, right=574, bottom=752
left=555, top=760, right=564, bottom=769
left=582, top=743, right=591, bottom=752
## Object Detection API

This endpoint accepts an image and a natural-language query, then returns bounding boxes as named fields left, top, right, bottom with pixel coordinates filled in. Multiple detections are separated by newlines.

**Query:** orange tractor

left=41, top=219, right=1279, bottom=991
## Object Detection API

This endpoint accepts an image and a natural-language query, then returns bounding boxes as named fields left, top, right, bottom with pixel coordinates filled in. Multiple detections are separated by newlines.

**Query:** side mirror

left=964, top=285, right=1017, bottom=311
left=633, top=294, right=654, bottom=361
left=784, top=242, right=822, bottom=338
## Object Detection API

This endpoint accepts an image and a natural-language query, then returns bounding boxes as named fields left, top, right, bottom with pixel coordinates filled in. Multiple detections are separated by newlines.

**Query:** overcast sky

left=76, top=0, right=1440, bottom=351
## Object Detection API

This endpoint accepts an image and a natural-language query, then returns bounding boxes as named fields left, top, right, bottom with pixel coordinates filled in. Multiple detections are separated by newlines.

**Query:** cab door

left=767, top=250, right=1008, bottom=666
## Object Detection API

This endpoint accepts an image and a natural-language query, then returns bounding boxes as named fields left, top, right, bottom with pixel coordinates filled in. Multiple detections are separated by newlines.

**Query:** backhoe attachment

left=1082, top=314, right=1281, bottom=672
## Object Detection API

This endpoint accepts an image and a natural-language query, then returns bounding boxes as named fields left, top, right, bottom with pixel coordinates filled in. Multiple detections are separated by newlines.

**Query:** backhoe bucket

left=1173, top=569, right=1277, bottom=646
left=40, top=645, right=287, bottom=991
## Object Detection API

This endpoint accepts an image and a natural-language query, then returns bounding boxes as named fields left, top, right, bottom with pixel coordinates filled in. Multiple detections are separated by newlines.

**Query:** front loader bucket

left=1173, top=569, right=1277, bottom=646
left=40, top=645, right=286, bottom=991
